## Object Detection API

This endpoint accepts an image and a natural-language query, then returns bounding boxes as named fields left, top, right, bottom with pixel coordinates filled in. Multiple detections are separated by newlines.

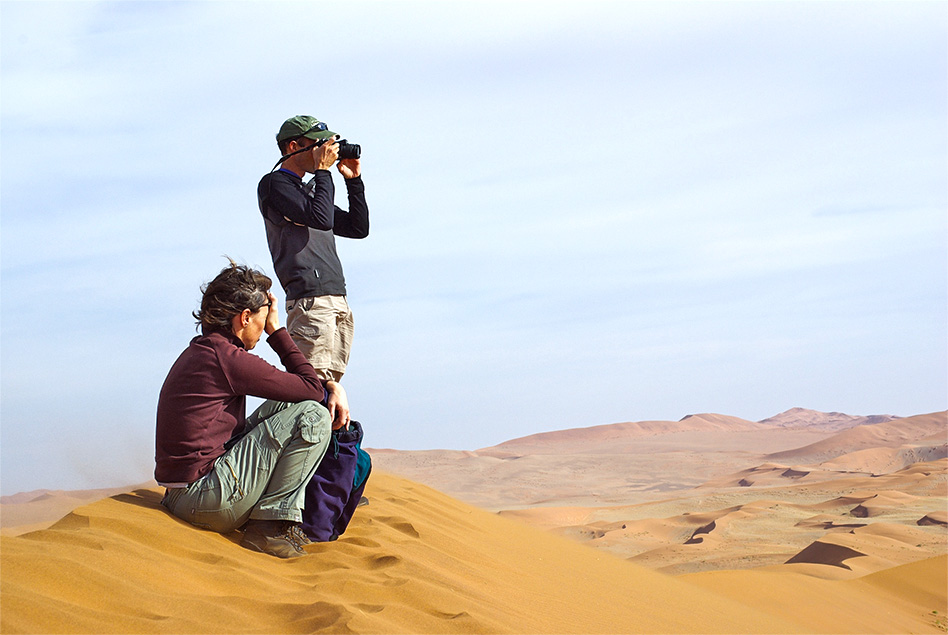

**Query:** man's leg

left=328, top=296, right=354, bottom=381
left=287, top=296, right=336, bottom=380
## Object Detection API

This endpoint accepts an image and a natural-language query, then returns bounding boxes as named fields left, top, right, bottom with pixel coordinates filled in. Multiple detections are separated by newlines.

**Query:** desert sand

left=1, top=408, right=946, bottom=633
left=375, top=411, right=947, bottom=570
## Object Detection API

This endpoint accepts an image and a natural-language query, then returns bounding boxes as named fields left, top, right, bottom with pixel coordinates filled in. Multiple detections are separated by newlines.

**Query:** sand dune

left=758, top=407, right=899, bottom=431
left=370, top=409, right=945, bottom=582
left=919, top=511, right=948, bottom=526
left=0, top=472, right=801, bottom=634
left=3, top=408, right=945, bottom=632
left=372, top=410, right=942, bottom=511
left=497, top=457, right=947, bottom=576
left=767, top=411, right=947, bottom=464
left=0, top=482, right=156, bottom=537
left=784, top=522, right=944, bottom=577
left=373, top=423, right=838, bottom=510
left=3, top=471, right=945, bottom=634
left=819, top=442, right=948, bottom=474
left=698, top=462, right=842, bottom=489
left=477, top=413, right=764, bottom=456
left=684, top=555, right=946, bottom=633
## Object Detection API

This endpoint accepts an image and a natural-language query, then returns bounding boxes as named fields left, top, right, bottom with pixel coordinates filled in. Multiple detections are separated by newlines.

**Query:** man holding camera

left=257, top=115, right=369, bottom=381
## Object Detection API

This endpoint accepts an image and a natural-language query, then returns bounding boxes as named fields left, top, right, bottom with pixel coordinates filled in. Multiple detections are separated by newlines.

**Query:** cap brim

left=303, top=129, right=338, bottom=141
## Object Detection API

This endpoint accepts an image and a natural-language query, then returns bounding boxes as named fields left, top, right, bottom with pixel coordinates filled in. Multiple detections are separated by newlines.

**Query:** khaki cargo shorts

left=286, top=295, right=353, bottom=381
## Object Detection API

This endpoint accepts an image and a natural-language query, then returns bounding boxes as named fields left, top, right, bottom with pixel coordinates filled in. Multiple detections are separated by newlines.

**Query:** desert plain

left=1, top=407, right=946, bottom=633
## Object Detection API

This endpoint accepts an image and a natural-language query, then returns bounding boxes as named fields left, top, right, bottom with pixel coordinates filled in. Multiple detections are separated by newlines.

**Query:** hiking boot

left=240, top=520, right=305, bottom=558
left=286, top=523, right=312, bottom=547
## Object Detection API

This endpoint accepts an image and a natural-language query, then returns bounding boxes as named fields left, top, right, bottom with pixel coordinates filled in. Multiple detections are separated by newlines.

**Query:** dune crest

left=3, top=472, right=946, bottom=634
left=4, top=408, right=945, bottom=632
left=2, top=472, right=811, bottom=634
left=477, top=413, right=764, bottom=456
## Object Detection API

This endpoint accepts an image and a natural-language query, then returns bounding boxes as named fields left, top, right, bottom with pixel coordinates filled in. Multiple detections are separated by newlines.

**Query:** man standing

left=155, top=261, right=350, bottom=558
left=257, top=115, right=369, bottom=381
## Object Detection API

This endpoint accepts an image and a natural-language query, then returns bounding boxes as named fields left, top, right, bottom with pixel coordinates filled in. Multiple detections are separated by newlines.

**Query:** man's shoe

left=286, top=523, right=312, bottom=547
left=240, top=520, right=305, bottom=558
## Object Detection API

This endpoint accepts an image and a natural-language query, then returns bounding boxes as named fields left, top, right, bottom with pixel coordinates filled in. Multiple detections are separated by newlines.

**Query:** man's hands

left=325, top=380, right=351, bottom=430
left=264, top=292, right=280, bottom=335
left=337, top=158, right=361, bottom=179
left=312, top=138, right=339, bottom=171
left=309, top=137, right=361, bottom=178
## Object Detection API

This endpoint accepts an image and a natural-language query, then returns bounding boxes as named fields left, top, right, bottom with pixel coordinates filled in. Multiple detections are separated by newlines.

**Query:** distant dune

left=478, top=408, right=903, bottom=457
left=373, top=409, right=946, bottom=580
left=820, top=443, right=948, bottom=474
left=767, top=411, right=948, bottom=464
left=758, top=407, right=900, bottom=431
left=477, top=412, right=764, bottom=456
left=372, top=410, right=945, bottom=511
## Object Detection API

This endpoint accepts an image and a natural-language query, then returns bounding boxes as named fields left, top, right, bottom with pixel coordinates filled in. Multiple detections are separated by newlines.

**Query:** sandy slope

left=0, top=483, right=156, bottom=536
left=683, top=555, right=947, bottom=634
left=2, top=471, right=945, bottom=634
left=0, top=472, right=789, bottom=634
left=3, top=409, right=945, bottom=633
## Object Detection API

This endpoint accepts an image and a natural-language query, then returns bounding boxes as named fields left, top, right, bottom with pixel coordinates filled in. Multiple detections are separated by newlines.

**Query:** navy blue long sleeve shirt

left=257, top=169, right=369, bottom=300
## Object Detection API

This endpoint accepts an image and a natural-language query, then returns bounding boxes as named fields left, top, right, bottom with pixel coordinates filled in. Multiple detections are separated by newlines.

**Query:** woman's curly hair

left=194, top=259, right=272, bottom=334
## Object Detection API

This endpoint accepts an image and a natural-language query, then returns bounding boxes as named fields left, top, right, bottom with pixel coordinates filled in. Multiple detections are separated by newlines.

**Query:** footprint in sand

left=191, top=551, right=225, bottom=566
left=435, top=610, right=472, bottom=620
left=338, top=536, right=382, bottom=548
left=377, top=515, right=420, bottom=538
left=368, top=554, right=401, bottom=569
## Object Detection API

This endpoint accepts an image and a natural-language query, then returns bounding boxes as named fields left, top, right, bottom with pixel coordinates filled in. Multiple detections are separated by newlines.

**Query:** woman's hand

left=325, top=381, right=351, bottom=430
left=264, top=292, right=280, bottom=335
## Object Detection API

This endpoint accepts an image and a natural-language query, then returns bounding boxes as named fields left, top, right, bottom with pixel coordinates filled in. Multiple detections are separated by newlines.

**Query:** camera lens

left=337, top=141, right=361, bottom=160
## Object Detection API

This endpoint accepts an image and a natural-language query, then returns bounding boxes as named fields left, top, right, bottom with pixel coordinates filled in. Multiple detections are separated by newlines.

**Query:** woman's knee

left=296, top=400, right=331, bottom=445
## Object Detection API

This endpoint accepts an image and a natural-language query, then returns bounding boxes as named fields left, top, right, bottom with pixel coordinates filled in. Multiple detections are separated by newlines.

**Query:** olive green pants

left=162, top=399, right=331, bottom=533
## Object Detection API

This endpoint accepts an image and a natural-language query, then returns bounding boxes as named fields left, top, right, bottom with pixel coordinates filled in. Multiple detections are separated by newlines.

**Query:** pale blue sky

left=2, top=1, right=945, bottom=495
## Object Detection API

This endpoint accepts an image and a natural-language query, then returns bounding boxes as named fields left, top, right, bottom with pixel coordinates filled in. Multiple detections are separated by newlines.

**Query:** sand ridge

left=3, top=471, right=946, bottom=634
left=3, top=408, right=945, bottom=633
left=0, top=483, right=155, bottom=536
left=3, top=472, right=816, bottom=634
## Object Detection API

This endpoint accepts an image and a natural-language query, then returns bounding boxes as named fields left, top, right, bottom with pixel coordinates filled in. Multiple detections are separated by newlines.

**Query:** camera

left=318, top=137, right=361, bottom=160
left=337, top=139, right=361, bottom=160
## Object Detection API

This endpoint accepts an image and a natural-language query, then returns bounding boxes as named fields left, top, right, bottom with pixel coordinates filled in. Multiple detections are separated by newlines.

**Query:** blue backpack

left=300, top=420, right=372, bottom=542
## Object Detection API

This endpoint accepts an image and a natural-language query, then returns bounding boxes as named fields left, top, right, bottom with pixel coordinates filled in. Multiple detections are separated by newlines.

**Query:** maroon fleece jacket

left=155, top=327, right=325, bottom=485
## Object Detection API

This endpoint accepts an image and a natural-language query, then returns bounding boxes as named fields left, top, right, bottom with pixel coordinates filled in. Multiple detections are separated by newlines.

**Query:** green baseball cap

left=276, top=115, right=337, bottom=143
